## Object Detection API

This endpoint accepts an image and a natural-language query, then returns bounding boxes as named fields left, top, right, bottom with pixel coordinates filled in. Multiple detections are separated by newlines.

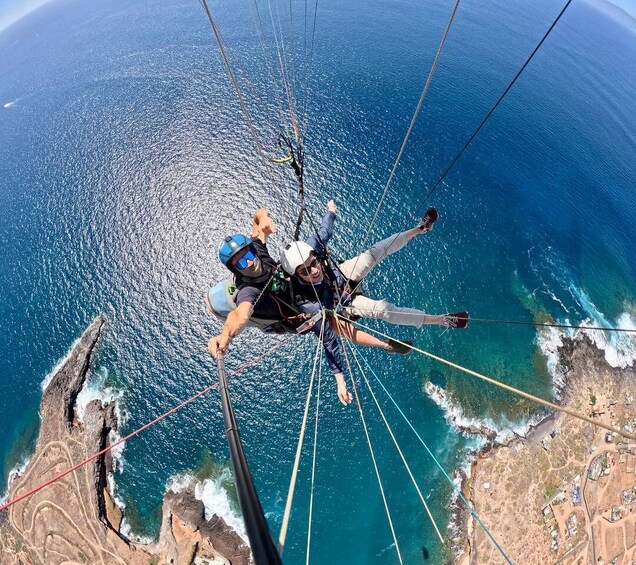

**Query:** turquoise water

left=1, top=0, right=635, bottom=562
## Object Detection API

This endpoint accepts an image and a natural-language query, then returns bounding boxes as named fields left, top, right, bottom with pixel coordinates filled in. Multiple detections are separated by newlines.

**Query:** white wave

left=167, top=472, right=195, bottom=494
left=536, top=325, right=568, bottom=397
left=165, top=470, right=248, bottom=545
left=424, top=382, right=499, bottom=442
left=74, top=366, right=125, bottom=423
left=584, top=312, right=636, bottom=369
left=73, top=366, right=130, bottom=539
left=0, top=455, right=31, bottom=504
left=425, top=382, right=551, bottom=445
left=120, top=519, right=155, bottom=545
left=116, top=461, right=155, bottom=544
left=446, top=469, right=466, bottom=542
left=542, top=286, right=570, bottom=314
left=106, top=472, right=126, bottom=511
left=3, top=99, right=18, bottom=109
left=195, top=470, right=248, bottom=544
left=40, top=336, right=83, bottom=391
left=568, top=287, right=636, bottom=368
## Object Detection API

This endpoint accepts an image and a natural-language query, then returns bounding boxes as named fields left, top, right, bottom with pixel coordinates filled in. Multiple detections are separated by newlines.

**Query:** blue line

left=354, top=346, right=512, bottom=564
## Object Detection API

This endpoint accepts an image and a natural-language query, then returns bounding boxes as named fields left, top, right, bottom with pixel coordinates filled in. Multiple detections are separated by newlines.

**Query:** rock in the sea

left=158, top=488, right=251, bottom=565
left=0, top=316, right=250, bottom=565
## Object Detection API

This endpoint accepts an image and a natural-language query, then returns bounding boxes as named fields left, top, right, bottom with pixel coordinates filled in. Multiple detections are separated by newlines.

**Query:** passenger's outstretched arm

left=305, top=200, right=337, bottom=253
left=208, top=302, right=252, bottom=357
left=310, top=314, right=352, bottom=405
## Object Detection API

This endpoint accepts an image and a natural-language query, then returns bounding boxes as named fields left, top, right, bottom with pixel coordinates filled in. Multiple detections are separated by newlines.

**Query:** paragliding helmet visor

left=235, top=247, right=257, bottom=270
left=231, top=246, right=263, bottom=277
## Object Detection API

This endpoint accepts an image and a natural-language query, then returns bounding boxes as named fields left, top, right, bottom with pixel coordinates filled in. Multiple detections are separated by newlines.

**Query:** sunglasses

left=296, top=256, right=320, bottom=276
left=235, top=248, right=257, bottom=270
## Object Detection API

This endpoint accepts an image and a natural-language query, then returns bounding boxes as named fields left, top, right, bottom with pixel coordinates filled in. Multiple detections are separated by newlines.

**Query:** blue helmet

left=218, top=234, right=252, bottom=266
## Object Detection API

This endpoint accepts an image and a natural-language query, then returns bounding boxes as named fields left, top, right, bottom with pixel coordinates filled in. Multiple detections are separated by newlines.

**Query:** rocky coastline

left=454, top=332, right=636, bottom=564
left=0, top=316, right=250, bottom=565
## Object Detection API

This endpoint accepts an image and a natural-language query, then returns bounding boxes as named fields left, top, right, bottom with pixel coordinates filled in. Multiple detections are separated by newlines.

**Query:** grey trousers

left=338, top=230, right=426, bottom=328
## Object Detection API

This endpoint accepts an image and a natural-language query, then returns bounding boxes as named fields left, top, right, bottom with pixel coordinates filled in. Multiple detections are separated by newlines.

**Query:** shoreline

left=0, top=317, right=250, bottom=565
left=454, top=332, right=636, bottom=563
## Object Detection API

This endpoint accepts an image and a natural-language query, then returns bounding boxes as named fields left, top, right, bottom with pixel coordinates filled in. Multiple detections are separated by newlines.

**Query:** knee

left=371, top=300, right=394, bottom=317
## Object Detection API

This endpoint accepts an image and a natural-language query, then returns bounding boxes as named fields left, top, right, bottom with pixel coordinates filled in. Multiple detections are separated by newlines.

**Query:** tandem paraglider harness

left=205, top=270, right=323, bottom=335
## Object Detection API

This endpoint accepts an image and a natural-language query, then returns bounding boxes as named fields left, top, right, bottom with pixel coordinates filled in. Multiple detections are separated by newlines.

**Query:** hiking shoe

left=442, top=311, right=469, bottom=329
left=418, top=207, right=439, bottom=232
left=386, top=338, right=413, bottom=354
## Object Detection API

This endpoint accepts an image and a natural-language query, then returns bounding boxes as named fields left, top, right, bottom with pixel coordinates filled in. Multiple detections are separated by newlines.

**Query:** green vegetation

left=544, top=480, right=560, bottom=500
left=12, top=538, right=23, bottom=554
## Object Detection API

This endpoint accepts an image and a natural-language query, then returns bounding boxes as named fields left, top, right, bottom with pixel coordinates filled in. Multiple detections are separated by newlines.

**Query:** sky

left=1, top=0, right=634, bottom=34
left=0, top=0, right=53, bottom=33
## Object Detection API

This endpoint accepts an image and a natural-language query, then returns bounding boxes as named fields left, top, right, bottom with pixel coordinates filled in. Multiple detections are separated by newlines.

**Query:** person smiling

left=207, top=209, right=412, bottom=406
left=281, top=201, right=469, bottom=332
left=207, top=209, right=300, bottom=357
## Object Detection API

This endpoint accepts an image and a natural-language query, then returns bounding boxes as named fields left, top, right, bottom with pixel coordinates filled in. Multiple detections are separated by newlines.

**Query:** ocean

left=1, top=0, right=635, bottom=562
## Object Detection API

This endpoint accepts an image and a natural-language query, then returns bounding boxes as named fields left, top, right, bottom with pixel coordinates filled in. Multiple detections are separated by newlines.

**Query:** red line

left=0, top=337, right=293, bottom=513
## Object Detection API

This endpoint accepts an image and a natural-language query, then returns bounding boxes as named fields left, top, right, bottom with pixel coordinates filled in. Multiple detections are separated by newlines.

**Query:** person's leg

left=345, top=295, right=426, bottom=327
left=331, top=317, right=413, bottom=354
left=346, top=296, right=468, bottom=329
left=332, top=316, right=389, bottom=348
left=338, top=226, right=426, bottom=282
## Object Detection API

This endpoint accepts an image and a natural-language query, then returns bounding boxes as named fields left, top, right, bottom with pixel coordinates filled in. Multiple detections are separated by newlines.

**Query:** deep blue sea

left=1, top=0, right=635, bottom=562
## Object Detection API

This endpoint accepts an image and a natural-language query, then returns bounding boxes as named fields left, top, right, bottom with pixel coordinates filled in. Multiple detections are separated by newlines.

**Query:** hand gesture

left=335, top=373, right=352, bottom=406
left=208, top=334, right=232, bottom=358
left=252, top=209, right=275, bottom=242
left=327, top=200, right=337, bottom=214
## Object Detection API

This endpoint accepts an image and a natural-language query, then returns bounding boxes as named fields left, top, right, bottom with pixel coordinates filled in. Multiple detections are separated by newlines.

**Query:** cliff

left=0, top=316, right=250, bottom=565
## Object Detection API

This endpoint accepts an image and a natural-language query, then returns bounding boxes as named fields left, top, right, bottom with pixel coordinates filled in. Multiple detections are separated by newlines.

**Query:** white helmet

left=280, top=241, right=314, bottom=275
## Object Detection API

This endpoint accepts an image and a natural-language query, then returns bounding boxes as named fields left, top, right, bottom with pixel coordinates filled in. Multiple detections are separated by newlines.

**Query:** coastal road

left=581, top=464, right=596, bottom=564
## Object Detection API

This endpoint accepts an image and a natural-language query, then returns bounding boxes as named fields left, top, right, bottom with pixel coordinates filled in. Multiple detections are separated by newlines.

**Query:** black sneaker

left=418, top=207, right=439, bottom=232
left=386, top=338, right=413, bottom=354
left=442, top=311, right=469, bottom=329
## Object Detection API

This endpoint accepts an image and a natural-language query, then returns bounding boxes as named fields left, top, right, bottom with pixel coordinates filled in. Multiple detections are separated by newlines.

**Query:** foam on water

left=425, top=381, right=551, bottom=445
left=569, top=286, right=636, bottom=368
left=167, top=470, right=248, bottom=544
left=40, top=336, right=82, bottom=391
left=195, top=471, right=248, bottom=544
left=424, top=382, right=498, bottom=442
left=536, top=325, right=569, bottom=397
left=0, top=455, right=30, bottom=504
left=73, top=366, right=130, bottom=535
left=74, top=366, right=127, bottom=480
left=541, top=286, right=571, bottom=315
left=120, top=519, right=155, bottom=545
left=74, top=366, right=126, bottom=423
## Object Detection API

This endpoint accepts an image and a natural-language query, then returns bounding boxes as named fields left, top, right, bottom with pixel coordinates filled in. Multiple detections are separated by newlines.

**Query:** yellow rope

left=337, top=315, right=636, bottom=442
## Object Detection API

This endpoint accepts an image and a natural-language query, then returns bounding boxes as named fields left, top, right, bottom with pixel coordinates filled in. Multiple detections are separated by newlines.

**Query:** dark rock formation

left=0, top=316, right=250, bottom=565
left=158, top=489, right=251, bottom=565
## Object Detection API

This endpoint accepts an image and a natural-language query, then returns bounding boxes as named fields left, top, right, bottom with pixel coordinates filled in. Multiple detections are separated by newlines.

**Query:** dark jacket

left=233, top=237, right=298, bottom=330
left=291, top=211, right=349, bottom=375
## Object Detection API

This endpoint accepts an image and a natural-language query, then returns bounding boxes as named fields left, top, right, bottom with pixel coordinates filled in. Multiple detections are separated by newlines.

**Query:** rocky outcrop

left=0, top=316, right=249, bottom=565
left=158, top=489, right=251, bottom=565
